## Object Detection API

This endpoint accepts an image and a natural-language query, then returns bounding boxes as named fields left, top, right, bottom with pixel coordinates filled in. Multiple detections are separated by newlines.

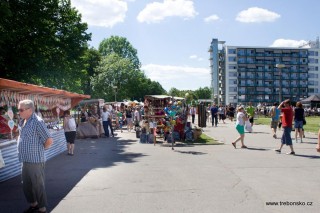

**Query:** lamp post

left=112, top=86, right=118, bottom=102
left=276, top=64, right=285, bottom=103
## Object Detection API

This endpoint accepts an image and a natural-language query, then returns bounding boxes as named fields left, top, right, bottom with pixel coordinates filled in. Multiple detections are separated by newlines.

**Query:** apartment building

left=209, top=38, right=320, bottom=105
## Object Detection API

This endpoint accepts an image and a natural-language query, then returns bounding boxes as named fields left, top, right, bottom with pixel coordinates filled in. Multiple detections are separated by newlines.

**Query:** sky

left=70, top=0, right=319, bottom=92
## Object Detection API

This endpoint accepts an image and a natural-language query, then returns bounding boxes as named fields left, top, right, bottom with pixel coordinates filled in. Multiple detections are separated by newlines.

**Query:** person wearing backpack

left=269, top=102, right=280, bottom=139
left=63, top=110, right=77, bottom=156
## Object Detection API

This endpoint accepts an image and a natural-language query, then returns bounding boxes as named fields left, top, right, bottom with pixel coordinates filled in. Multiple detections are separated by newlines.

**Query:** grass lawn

left=185, top=132, right=223, bottom=145
left=255, top=116, right=320, bottom=134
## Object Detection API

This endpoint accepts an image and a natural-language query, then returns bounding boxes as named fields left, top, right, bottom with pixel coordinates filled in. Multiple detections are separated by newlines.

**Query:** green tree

left=95, top=36, right=166, bottom=101
left=194, top=87, right=212, bottom=99
left=91, top=53, right=137, bottom=101
left=98, top=36, right=141, bottom=70
left=168, top=87, right=182, bottom=97
left=81, top=48, right=102, bottom=95
left=0, top=0, right=91, bottom=92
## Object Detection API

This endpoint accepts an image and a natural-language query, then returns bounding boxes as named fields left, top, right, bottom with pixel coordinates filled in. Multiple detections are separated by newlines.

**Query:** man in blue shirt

left=18, top=100, right=53, bottom=213
left=210, top=103, right=219, bottom=127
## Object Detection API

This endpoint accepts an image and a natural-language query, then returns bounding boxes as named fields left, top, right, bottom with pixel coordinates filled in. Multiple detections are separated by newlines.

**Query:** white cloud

left=141, top=64, right=210, bottom=91
left=270, top=39, right=310, bottom=48
left=204, top=14, right=220, bottom=23
left=236, top=7, right=280, bottom=23
left=137, top=0, right=198, bottom=24
left=71, top=0, right=127, bottom=28
left=189, top=55, right=203, bottom=61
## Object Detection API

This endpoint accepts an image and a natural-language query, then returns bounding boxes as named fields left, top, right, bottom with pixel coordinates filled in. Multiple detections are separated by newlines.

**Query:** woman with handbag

left=294, top=102, right=304, bottom=143
left=231, top=106, right=248, bottom=149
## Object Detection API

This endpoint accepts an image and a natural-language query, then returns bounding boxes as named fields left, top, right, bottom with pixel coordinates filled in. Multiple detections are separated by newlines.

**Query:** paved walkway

left=0, top=118, right=319, bottom=213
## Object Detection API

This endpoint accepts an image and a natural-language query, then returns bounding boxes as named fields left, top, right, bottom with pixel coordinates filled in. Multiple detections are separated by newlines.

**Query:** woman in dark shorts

left=294, top=102, right=304, bottom=143
left=63, top=111, right=77, bottom=156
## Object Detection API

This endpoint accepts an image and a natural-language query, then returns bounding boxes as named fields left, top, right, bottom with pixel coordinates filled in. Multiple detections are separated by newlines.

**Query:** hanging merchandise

left=0, top=150, right=5, bottom=168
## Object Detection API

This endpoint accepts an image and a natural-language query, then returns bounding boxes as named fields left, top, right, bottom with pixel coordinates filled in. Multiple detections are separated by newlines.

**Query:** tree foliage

left=92, top=36, right=165, bottom=101
left=0, top=0, right=91, bottom=92
left=98, top=36, right=141, bottom=70
left=194, top=87, right=212, bottom=99
left=91, top=53, right=136, bottom=101
left=81, top=48, right=102, bottom=95
left=167, top=86, right=212, bottom=104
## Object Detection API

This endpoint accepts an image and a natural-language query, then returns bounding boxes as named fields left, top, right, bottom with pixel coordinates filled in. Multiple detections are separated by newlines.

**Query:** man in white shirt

left=190, top=106, right=196, bottom=124
left=101, top=107, right=111, bottom=137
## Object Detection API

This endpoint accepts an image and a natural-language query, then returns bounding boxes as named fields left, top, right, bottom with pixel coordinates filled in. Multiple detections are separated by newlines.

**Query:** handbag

left=303, top=118, right=306, bottom=125
left=245, top=120, right=252, bottom=132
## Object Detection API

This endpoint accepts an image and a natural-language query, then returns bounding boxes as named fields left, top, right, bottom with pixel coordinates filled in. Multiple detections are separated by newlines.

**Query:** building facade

left=209, top=38, right=320, bottom=105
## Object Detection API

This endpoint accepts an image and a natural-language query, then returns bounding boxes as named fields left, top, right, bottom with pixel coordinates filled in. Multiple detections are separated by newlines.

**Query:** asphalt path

left=0, top=117, right=319, bottom=213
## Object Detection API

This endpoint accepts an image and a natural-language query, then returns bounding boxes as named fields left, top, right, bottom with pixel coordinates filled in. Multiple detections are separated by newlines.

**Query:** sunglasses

left=18, top=108, right=29, bottom=112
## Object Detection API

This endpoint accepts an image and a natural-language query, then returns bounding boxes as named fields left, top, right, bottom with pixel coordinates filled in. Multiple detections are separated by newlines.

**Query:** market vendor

left=80, top=107, right=88, bottom=122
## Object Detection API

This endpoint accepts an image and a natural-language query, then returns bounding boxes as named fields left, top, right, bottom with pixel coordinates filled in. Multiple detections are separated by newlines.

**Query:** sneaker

left=273, top=134, right=276, bottom=139
left=23, top=205, right=39, bottom=213
left=274, top=149, right=281, bottom=153
left=286, top=151, right=295, bottom=155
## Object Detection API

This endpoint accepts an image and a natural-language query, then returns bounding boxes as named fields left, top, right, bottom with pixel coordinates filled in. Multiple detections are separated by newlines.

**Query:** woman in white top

left=231, top=106, right=248, bottom=149
left=63, top=110, right=77, bottom=156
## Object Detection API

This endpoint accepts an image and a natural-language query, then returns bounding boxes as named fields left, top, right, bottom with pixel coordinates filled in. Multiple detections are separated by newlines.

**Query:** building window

left=229, top=79, right=237, bottom=84
left=228, top=56, right=236, bottom=62
left=228, top=48, right=236, bottom=54
left=229, top=87, right=237, bottom=92
left=309, top=66, right=316, bottom=71
left=309, top=58, right=319, bottom=64
left=309, top=73, right=318, bottom=78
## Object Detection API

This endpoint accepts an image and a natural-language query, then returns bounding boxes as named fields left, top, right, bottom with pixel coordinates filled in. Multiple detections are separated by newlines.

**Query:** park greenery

left=0, top=0, right=213, bottom=102
left=255, top=116, right=320, bottom=134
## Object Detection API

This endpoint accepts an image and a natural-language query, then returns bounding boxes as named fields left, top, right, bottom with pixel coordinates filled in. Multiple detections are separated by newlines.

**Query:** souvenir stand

left=142, top=95, right=187, bottom=147
left=76, top=99, right=105, bottom=138
left=142, top=95, right=170, bottom=144
left=0, top=78, right=90, bottom=182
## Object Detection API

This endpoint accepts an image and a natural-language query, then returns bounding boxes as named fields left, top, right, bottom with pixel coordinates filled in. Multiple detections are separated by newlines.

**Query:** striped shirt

left=17, top=113, right=51, bottom=163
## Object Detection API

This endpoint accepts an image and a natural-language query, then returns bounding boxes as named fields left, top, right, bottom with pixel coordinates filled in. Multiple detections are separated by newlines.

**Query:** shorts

left=249, top=117, right=254, bottom=123
left=281, top=127, right=292, bottom=145
left=236, top=124, right=245, bottom=135
left=126, top=118, right=132, bottom=124
left=270, top=120, right=279, bottom=129
left=65, top=131, right=76, bottom=144
left=294, top=120, right=303, bottom=129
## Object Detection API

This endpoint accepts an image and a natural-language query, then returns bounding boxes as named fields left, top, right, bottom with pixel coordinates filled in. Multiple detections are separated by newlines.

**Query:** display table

left=0, top=130, right=67, bottom=182
left=77, top=121, right=104, bottom=139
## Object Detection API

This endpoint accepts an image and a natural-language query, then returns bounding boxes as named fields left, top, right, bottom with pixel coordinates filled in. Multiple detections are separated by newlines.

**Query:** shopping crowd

left=202, top=100, right=320, bottom=154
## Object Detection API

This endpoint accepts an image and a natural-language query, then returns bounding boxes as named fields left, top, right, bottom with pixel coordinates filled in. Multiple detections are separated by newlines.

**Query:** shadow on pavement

left=0, top=136, right=146, bottom=213
left=246, top=147, right=269, bottom=151
left=293, top=154, right=320, bottom=159
left=174, top=150, right=207, bottom=155
left=247, top=132, right=269, bottom=134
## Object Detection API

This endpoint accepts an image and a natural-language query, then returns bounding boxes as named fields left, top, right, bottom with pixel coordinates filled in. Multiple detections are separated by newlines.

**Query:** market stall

left=0, top=78, right=90, bottom=182
left=142, top=95, right=188, bottom=146
left=76, top=99, right=105, bottom=138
